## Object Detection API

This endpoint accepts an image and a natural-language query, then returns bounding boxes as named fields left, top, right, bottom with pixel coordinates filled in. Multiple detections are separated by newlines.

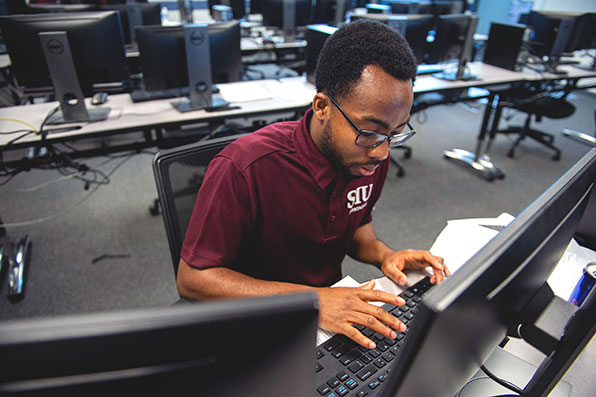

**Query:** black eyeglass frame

left=324, top=92, right=416, bottom=149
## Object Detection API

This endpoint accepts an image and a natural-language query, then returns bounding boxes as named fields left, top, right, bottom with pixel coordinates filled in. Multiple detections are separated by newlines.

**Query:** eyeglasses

left=325, top=93, right=416, bottom=149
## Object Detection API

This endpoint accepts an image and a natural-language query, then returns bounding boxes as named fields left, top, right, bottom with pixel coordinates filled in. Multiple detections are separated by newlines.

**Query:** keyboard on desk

left=314, top=277, right=433, bottom=397
left=130, top=87, right=189, bottom=103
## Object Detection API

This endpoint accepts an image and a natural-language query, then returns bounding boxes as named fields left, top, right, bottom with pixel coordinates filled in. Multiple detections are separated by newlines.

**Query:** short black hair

left=315, top=20, right=417, bottom=100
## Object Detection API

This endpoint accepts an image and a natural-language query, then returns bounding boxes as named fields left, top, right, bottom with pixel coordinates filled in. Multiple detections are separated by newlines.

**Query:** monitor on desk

left=305, top=24, right=337, bottom=83
left=380, top=0, right=421, bottom=15
left=0, top=293, right=319, bottom=396
left=136, top=21, right=242, bottom=112
left=523, top=11, right=579, bottom=74
left=417, top=0, right=464, bottom=15
left=385, top=148, right=596, bottom=396
left=98, top=3, right=161, bottom=46
left=0, top=11, right=131, bottom=124
left=208, top=0, right=247, bottom=20
left=350, top=13, right=434, bottom=64
left=426, top=13, right=479, bottom=81
left=312, top=0, right=351, bottom=26
left=261, top=0, right=313, bottom=40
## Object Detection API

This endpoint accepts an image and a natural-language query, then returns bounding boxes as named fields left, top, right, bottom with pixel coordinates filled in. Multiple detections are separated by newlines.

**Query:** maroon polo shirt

left=180, top=109, right=390, bottom=287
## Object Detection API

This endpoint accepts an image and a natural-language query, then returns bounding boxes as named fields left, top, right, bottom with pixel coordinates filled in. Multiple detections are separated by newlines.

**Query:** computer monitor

left=427, top=13, right=479, bottom=81
left=136, top=21, right=242, bottom=112
left=25, top=4, right=98, bottom=13
left=305, top=24, right=337, bottom=83
left=350, top=13, right=434, bottom=64
left=0, top=11, right=130, bottom=124
left=0, top=292, right=319, bottom=396
left=380, top=0, right=420, bottom=14
left=483, top=22, right=527, bottom=71
left=524, top=11, right=579, bottom=74
left=417, top=0, right=464, bottom=15
left=312, top=0, right=351, bottom=26
left=260, top=0, right=313, bottom=40
left=385, top=148, right=596, bottom=396
left=99, top=3, right=161, bottom=46
left=208, top=0, right=247, bottom=20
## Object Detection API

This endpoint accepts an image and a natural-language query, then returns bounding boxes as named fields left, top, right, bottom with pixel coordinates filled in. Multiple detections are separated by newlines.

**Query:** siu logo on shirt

left=347, top=184, right=373, bottom=214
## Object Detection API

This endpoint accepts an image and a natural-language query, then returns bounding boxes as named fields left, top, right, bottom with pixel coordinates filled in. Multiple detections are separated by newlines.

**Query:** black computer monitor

left=136, top=21, right=242, bottom=112
left=208, top=0, right=247, bottom=20
left=99, top=3, right=161, bottom=45
left=305, top=24, right=338, bottom=83
left=0, top=293, right=319, bottom=396
left=380, top=0, right=420, bottom=14
left=312, top=0, right=351, bottom=26
left=0, top=11, right=130, bottom=124
left=483, top=22, right=527, bottom=71
left=426, top=13, right=479, bottom=80
left=417, top=0, right=464, bottom=15
left=350, top=13, right=434, bottom=64
left=25, top=4, right=98, bottom=13
left=524, top=11, right=579, bottom=73
left=568, top=13, right=596, bottom=52
left=385, top=149, right=596, bottom=396
left=261, top=0, right=313, bottom=39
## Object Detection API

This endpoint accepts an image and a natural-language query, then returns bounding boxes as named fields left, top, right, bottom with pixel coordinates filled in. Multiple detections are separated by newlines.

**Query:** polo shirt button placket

left=331, top=215, right=336, bottom=222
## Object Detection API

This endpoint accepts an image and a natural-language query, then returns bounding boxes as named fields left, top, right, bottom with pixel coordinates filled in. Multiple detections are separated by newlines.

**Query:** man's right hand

left=316, top=280, right=407, bottom=349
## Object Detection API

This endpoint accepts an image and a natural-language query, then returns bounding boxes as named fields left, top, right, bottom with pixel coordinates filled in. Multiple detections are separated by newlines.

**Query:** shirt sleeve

left=180, top=156, right=253, bottom=269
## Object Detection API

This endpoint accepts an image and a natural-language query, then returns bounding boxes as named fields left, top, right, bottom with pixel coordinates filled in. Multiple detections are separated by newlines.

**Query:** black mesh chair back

left=152, top=134, right=247, bottom=277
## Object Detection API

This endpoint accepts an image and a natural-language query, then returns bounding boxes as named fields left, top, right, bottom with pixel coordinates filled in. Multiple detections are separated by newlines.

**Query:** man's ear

left=312, top=93, right=331, bottom=122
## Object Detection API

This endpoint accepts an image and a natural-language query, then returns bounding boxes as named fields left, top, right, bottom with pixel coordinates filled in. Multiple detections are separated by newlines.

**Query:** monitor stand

left=434, top=15, right=480, bottom=82
left=432, top=60, right=479, bottom=81
left=282, top=0, right=296, bottom=42
left=456, top=347, right=571, bottom=397
left=38, top=31, right=110, bottom=125
left=171, top=25, right=230, bottom=113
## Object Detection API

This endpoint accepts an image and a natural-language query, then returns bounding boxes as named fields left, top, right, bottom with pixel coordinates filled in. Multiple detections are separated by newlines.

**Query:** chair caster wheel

left=507, top=150, right=515, bottom=158
left=397, top=169, right=405, bottom=177
left=404, top=151, right=412, bottom=159
left=553, top=154, right=561, bottom=161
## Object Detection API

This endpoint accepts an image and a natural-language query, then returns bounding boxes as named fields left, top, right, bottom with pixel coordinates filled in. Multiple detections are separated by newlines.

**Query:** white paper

left=217, top=81, right=274, bottom=103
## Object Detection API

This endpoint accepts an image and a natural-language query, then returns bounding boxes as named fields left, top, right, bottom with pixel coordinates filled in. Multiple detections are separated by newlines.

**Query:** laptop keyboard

left=314, top=276, right=433, bottom=397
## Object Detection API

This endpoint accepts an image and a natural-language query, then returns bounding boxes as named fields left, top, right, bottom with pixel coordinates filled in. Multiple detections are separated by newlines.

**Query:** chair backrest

left=152, top=134, right=247, bottom=277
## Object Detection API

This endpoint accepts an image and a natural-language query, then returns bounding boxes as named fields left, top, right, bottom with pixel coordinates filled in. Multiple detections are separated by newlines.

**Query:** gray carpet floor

left=1, top=90, right=595, bottom=395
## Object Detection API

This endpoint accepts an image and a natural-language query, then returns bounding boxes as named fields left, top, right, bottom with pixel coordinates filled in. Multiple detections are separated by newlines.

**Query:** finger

left=359, top=279, right=376, bottom=290
left=357, top=288, right=406, bottom=307
left=351, top=299, right=407, bottom=334
left=343, top=324, right=377, bottom=349
left=384, top=264, right=407, bottom=286
left=349, top=304, right=406, bottom=340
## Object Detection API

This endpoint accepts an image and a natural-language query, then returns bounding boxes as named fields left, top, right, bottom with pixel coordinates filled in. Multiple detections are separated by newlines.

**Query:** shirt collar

left=293, top=108, right=338, bottom=191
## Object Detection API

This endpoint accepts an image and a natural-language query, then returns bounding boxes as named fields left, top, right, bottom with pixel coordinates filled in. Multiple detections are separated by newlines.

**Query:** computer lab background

left=1, top=0, right=596, bottom=395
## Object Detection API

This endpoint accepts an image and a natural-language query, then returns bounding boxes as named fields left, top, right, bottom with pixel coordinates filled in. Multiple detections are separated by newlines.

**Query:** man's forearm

left=177, top=258, right=315, bottom=301
left=347, top=223, right=393, bottom=267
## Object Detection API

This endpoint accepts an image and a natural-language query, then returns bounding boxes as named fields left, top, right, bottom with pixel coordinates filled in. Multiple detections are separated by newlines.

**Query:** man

left=178, top=20, right=449, bottom=349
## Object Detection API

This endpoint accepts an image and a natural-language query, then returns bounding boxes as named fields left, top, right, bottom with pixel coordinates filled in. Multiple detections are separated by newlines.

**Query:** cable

left=0, top=152, right=135, bottom=229
left=0, top=118, right=39, bottom=134
left=480, top=365, right=524, bottom=395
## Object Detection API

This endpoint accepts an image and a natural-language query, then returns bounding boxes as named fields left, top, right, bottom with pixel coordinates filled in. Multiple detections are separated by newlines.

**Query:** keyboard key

left=339, top=348, right=362, bottom=366
left=357, top=364, right=378, bottom=381
left=324, top=338, right=342, bottom=351
left=377, top=342, right=390, bottom=352
left=348, top=360, right=365, bottom=373
left=368, top=380, right=381, bottom=389
left=368, top=349, right=380, bottom=358
left=327, top=377, right=340, bottom=388
left=378, top=374, right=388, bottom=382
left=316, top=362, right=324, bottom=372
left=317, top=384, right=331, bottom=395
left=336, top=371, right=349, bottom=382
left=383, top=352, right=395, bottom=362
left=356, top=389, right=369, bottom=397
left=373, top=358, right=387, bottom=368
left=336, top=385, right=349, bottom=396
left=360, top=353, right=372, bottom=364
left=345, top=378, right=359, bottom=390
left=316, top=350, right=325, bottom=359
left=406, top=299, right=417, bottom=308
left=326, top=392, right=338, bottom=397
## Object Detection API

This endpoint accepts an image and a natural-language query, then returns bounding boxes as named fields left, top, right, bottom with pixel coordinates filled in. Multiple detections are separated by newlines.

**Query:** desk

left=0, top=79, right=312, bottom=162
left=444, top=63, right=596, bottom=181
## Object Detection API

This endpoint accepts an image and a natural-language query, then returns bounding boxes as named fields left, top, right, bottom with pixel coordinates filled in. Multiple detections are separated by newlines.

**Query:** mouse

left=91, top=92, right=108, bottom=105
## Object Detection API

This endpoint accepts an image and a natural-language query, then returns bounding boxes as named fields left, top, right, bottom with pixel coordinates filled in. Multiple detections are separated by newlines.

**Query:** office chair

left=489, top=82, right=576, bottom=161
left=562, top=107, right=596, bottom=147
left=152, top=134, right=247, bottom=277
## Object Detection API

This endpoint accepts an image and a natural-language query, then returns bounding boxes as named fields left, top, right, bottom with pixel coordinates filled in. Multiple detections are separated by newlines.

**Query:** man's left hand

left=380, top=249, right=450, bottom=286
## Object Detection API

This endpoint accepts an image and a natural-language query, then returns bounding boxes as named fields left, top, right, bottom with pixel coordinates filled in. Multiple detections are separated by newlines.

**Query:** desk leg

left=443, top=92, right=505, bottom=181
